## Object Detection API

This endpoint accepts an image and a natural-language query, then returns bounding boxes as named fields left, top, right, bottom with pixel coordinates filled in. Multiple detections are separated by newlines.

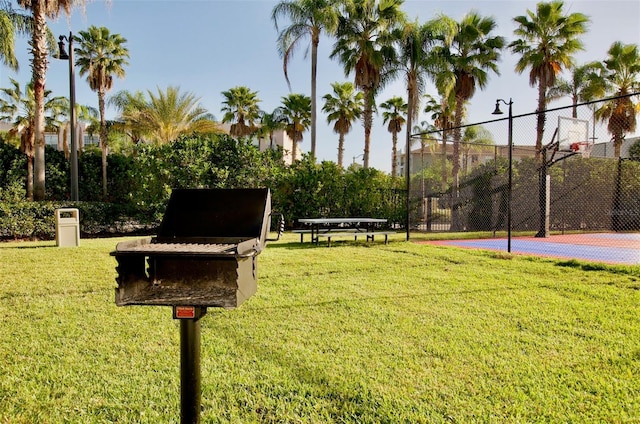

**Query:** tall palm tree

left=0, top=78, right=67, bottom=200
left=390, top=17, right=456, bottom=179
left=0, top=0, right=32, bottom=71
left=322, top=81, right=363, bottom=167
left=423, top=91, right=455, bottom=192
left=437, top=11, right=504, bottom=229
left=593, top=41, right=640, bottom=158
left=121, top=86, right=219, bottom=145
left=75, top=25, right=129, bottom=197
left=17, top=0, right=86, bottom=200
left=330, top=0, right=406, bottom=168
left=275, top=93, right=311, bottom=161
left=547, top=63, right=603, bottom=117
left=461, top=125, right=493, bottom=174
left=220, top=86, right=262, bottom=138
left=379, top=96, right=406, bottom=176
left=509, top=1, right=589, bottom=155
left=272, top=0, right=339, bottom=159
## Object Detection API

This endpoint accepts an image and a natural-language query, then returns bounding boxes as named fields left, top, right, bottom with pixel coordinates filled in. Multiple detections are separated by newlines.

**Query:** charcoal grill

left=113, top=187, right=272, bottom=308
left=111, top=188, right=274, bottom=423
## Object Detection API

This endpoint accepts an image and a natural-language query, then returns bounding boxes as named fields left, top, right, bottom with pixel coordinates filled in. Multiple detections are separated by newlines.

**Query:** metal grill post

left=178, top=307, right=206, bottom=424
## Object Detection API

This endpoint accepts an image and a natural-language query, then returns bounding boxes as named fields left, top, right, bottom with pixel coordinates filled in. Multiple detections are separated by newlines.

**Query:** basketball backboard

left=557, top=116, right=591, bottom=157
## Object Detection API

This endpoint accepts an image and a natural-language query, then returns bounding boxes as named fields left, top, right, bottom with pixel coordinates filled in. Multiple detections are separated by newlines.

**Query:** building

left=396, top=142, right=537, bottom=177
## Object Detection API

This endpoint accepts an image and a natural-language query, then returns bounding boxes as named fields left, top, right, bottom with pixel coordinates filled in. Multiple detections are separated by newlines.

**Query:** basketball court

left=426, top=233, right=640, bottom=265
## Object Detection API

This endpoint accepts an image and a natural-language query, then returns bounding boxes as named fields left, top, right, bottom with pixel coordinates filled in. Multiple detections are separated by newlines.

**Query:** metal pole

left=405, top=124, right=410, bottom=241
left=68, top=32, right=79, bottom=201
left=507, top=100, right=513, bottom=252
left=180, top=318, right=202, bottom=424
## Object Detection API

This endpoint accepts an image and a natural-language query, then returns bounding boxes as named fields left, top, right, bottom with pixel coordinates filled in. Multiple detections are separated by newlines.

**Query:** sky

left=2, top=0, right=639, bottom=173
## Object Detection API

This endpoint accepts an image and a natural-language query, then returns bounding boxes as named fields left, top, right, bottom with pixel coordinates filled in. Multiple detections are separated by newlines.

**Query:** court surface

left=425, top=233, right=640, bottom=265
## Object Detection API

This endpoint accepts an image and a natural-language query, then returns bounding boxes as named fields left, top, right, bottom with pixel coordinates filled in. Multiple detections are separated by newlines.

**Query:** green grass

left=1, top=234, right=639, bottom=423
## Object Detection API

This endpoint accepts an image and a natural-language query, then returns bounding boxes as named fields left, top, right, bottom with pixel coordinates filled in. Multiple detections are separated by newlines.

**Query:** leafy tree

left=593, top=41, right=640, bottom=158
left=75, top=25, right=129, bottom=197
left=17, top=0, right=87, bottom=200
left=272, top=0, right=339, bottom=159
left=510, top=1, right=589, bottom=155
left=220, top=86, right=262, bottom=138
left=275, top=93, right=311, bottom=161
left=322, top=81, right=363, bottom=167
left=0, top=78, right=67, bottom=200
left=379, top=96, right=406, bottom=177
left=331, top=0, right=406, bottom=168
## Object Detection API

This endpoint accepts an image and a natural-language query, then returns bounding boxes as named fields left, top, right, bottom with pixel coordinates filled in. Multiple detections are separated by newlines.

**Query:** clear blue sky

left=3, top=0, right=639, bottom=172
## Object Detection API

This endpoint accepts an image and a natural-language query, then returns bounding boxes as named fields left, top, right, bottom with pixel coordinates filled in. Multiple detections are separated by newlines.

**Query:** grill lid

left=156, top=188, right=272, bottom=249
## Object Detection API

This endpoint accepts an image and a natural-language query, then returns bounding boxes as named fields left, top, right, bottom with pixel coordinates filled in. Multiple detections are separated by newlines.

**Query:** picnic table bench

left=297, top=217, right=397, bottom=246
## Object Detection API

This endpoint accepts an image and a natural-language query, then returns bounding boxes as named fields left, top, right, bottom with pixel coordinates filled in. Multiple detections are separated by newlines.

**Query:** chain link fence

left=409, top=94, right=640, bottom=239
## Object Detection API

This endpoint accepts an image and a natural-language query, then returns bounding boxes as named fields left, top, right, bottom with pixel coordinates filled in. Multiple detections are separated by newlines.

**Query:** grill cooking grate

left=116, top=242, right=236, bottom=255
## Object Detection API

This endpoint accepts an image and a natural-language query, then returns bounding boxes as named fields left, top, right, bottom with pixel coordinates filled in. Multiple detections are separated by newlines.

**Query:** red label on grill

left=174, top=306, right=196, bottom=319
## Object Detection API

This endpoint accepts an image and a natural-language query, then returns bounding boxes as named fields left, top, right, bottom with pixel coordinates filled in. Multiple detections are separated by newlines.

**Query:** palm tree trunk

left=31, top=3, right=48, bottom=201
left=451, top=99, right=464, bottom=231
left=99, top=90, right=108, bottom=197
left=363, top=88, right=373, bottom=169
left=535, top=82, right=547, bottom=160
left=337, top=132, right=345, bottom=167
left=391, top=131, right=398, bottom=177
left=310, top=31, right=319, bottom=160
left=441, top=131, right=447, bottom=192
left=26, top=155, right=34, bottom=201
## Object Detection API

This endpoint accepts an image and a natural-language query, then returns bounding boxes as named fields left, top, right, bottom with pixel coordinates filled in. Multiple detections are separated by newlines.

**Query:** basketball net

left=569, top=142, right=592, bottom=158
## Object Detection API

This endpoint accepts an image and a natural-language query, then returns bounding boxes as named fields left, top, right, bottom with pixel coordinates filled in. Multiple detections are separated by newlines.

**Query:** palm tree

left=108, top=89, right=148, bottom=145
left=437, top=11, right=504, bottom=229
left=594, top=41, right=640, bottom=158
left=17, top=0, right=87, bottom=200
left=0, top=0, right=32, bottom=71
left=461, top=125, right=493, bottom=174
left=120, top=86, right=219, bottom=145
left=257, top=109, right=286, bottom=150
left=379, top=96, right=406, bottom=176
left=272, top=0, right=339, bottom=159
left=423, top=92, right=455, bottom=192
left=330, top=0, right=406, bottom=168
left=322, top=81, right=363, bottom=167
left=0, top=78, right=67, bottom=200
left=547, top=63, right=603, bottom=117
left=510, top=1, right=589, bottom=155
left=220, top=86, right=262, bottom=138
left=75, top=25, right=129, bottom=197
left=390, top=17, right=456, bottom=179
left=275, top=93, right=311, bottom=161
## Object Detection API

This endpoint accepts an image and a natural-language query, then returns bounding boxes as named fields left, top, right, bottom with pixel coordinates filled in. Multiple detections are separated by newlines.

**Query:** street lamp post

left=492, top=98, right=513, bottom=252
left=57, top=32, right=79, bottom=201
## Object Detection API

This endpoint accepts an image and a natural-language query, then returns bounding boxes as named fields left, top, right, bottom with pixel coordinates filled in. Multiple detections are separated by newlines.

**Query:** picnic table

left=296, top=217, right=394, bottom=246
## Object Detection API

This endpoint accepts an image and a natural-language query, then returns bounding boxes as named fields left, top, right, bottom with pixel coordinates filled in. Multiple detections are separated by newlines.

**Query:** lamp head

left=492, top=101, right=503, bottom=115
left=57, top=36, right=69, bottom=60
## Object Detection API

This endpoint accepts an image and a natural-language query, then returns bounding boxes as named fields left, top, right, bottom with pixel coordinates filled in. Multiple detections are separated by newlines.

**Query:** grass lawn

left=1, top=233, right=639, bottom=423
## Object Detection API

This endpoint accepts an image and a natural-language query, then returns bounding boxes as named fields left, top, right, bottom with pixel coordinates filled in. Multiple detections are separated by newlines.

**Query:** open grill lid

left=155, top=188, right=272, bottom=251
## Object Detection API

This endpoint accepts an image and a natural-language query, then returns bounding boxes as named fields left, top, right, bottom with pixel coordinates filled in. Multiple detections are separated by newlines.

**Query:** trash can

left=55, top=208, right=80, bottom=247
